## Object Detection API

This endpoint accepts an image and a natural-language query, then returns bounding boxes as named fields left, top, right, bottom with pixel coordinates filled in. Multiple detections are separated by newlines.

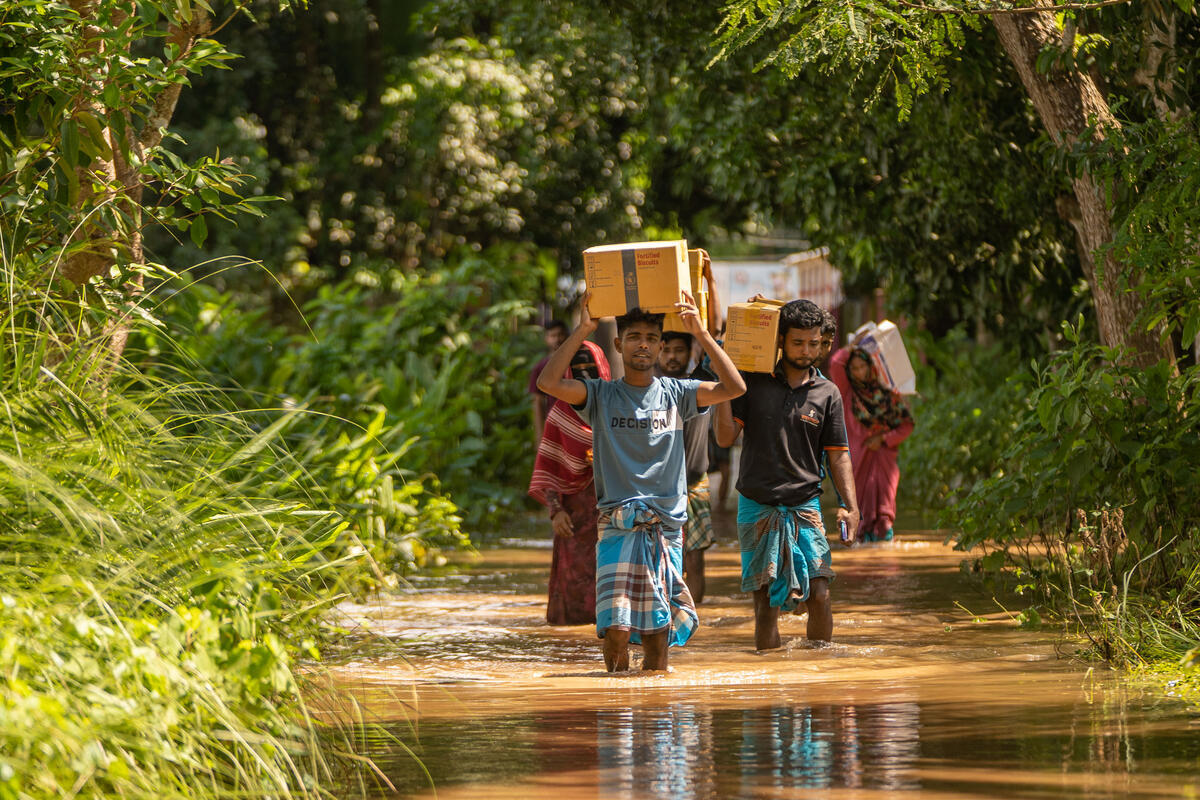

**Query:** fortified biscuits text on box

left=723, top=300, right=784, bottom=373
left=583, top=240, right=690, bottom=318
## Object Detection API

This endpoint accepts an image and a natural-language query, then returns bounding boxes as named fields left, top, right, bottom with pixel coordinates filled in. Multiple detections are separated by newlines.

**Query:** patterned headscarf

left=846, top=349, right=912, bottom=432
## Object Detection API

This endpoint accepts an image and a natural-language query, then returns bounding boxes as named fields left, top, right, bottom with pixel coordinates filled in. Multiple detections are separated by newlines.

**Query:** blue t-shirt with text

left=577, top=377, right=703, bottom=529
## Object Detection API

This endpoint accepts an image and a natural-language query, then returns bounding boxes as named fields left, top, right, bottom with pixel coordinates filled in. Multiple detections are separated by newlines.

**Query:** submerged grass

left=0, top=277, right=380, bottom=796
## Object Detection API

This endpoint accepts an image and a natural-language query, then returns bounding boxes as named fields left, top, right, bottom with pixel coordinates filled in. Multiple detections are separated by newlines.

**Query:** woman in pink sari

left=527, top=341, right=611, bottom=624
left=830, top=346, right=915, bottom=542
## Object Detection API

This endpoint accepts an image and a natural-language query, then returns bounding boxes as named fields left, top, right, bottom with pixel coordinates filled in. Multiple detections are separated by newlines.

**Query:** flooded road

left=325, top=511, right=1200, bottom=799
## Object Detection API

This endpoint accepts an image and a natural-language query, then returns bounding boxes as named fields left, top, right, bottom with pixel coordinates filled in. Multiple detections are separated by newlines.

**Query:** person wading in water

left=528, top=341, right=611, bottom=625
left=538, top=290, right=745, bottom=671
left=715, top=298, right=860, bottom=650
left=829, top=343, right=914, bottom=543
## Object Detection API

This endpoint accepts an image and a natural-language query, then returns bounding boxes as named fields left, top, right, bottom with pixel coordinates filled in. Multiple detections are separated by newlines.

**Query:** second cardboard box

left=724, top=299, right=784, bottom=372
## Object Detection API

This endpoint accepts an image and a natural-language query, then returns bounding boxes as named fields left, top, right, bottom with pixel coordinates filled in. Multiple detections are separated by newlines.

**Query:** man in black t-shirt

left=715, top=299, right=860, bottom=649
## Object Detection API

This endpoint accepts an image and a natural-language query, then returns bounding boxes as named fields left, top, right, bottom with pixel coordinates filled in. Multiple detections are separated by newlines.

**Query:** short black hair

left=545, top=319, right=568, bottom=333
left=661, top=331, right=693, bottom=348
left=616, top=307, right=664, bottom=335
left=820, top=309, right=837, bottom=337
left=778, top=299, right=825, bottom=337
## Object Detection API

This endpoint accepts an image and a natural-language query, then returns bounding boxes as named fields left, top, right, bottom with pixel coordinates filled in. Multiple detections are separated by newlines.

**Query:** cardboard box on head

left=583, top=240, right=690, bottom=318
left=724, top=298, right=785, bottom=373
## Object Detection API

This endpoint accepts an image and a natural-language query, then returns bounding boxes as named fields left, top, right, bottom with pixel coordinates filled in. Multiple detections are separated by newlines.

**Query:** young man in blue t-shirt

left=539, top=290, right=745, bottom=672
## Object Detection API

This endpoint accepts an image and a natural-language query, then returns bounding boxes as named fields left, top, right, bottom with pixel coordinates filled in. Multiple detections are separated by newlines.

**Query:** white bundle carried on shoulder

left=851, top=320, right=917, bottom=395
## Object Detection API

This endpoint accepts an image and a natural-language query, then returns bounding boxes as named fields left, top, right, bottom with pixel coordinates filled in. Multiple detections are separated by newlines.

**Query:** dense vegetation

left=2, top=0, right=1199, bottom=793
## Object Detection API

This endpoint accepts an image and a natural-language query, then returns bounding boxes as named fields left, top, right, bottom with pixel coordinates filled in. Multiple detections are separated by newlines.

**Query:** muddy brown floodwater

left=323, top=512, right=1200, bottom=799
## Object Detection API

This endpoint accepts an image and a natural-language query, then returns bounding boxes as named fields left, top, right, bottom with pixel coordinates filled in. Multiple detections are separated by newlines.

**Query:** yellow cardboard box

left=687, top=248, right=704, bottom=292
left=659, top=248, right=706, bottom=332
left=723, top=298, right=785, bottom=372
left=663, top=290, right=707, bottom=333
left=583, top=240, right=690, bottom=318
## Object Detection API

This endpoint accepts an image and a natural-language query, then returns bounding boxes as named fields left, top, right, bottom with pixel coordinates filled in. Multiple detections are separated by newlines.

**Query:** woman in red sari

left=528, top=341, right=611, bottom=624
left=830, top=346, right=915, bottom=543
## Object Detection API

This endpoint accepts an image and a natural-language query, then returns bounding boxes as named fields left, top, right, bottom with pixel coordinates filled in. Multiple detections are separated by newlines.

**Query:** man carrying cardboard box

left=657, top=331, right=716, bottom=604
left=656, top=250, right=725, bottom=603
left=714, top=299, right=860, bottom=650
left=538, top=291, right=745, bottom=671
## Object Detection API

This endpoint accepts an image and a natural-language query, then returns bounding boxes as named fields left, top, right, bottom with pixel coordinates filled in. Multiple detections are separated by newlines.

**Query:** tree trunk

left=61, top=3, right=211, bottom=374
left=992, top=4, right=1175, bottom=368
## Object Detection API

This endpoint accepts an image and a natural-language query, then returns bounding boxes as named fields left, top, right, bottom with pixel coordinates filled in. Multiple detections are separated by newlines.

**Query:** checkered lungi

left=595, top=501, right=698, bottom=647
left=737, top=494, right=835, bottom=613
left=682, top=475, right=716, bottom=553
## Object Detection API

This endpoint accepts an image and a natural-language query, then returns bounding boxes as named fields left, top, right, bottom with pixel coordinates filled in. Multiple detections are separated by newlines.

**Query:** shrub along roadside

left=907, top=322, right=1200, bottom=666
left=134, top=245, right=547, bottom=557
left=0, top=285, right=379, bottom=797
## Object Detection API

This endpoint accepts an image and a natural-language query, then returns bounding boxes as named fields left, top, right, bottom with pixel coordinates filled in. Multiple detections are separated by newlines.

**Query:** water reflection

left=596, top=705, right=715, bottom=799
left=358, top=694, right=1200, bottom=799
left=594, top=700, right=922, bottom=797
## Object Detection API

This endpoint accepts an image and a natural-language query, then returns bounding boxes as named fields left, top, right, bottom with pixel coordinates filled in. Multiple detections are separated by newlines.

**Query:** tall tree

left=714, top=0, right=1194, bottom=366
left=0, top=0, right=279, bottom=367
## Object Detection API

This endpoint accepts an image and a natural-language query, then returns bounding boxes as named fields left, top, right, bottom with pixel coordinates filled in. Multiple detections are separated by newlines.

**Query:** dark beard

left=660, top=363, right=687, bottom=378
left=782, top=355, right=813, bottom=372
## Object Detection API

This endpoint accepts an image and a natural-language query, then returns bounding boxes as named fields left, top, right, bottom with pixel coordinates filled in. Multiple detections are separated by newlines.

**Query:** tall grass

left=0, top=273, right=375, bottom=796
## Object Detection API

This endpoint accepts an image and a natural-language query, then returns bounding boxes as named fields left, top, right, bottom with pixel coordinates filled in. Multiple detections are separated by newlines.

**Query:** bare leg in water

left=603, top=628, right=630, bottom=672
left=805, top=577, right=832, bottom=642
left=753, top=586, right=782, bottom=650
left=641, top=630, right=669, bottom=671
left=754, top=577, right=833, bottom=649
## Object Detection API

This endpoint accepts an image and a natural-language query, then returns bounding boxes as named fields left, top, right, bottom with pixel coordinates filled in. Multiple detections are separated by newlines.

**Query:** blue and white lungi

left=737, top=495, right=835, bottom=612
left=595, top=501, right=699, bottom=646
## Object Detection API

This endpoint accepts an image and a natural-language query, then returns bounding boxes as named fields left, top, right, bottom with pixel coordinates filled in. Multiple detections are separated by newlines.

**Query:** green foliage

left=0, top=272, right=373, bottom=797
left=0, top=0, right=277, bottom=293
left=1078, top=117, right=1200, bottom=345
left=897, top=329, right=1027, bottom=511
left=712, top=0, right=983, bottom=118
left=159, top=4, right=649, bottom=284
left=135, top=244, right=545, bottom=537
left=950, top=320, right=1200, bottom=661
left=160, top=0, right=1090, bottom=349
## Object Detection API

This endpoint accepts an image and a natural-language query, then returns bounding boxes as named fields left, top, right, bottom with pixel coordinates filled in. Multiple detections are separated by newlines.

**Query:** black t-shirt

left=730, top=365, right=849, bottom=506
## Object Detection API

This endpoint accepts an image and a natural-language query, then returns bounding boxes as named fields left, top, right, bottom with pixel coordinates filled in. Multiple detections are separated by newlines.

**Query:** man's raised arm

left=674, top=291, right=744, bottom=408
left=536, top=291, right=599, bottom=407
left=699, top=250, right=724, bottom=338
left=713, top=400, right=742, bottom=448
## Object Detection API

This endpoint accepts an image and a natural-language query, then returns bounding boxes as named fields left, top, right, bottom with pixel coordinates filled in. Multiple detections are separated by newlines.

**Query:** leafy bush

left=949, top=321, right=1200, bottom=661
left=897, top=328, right=1027, bottom=513
left=136, top=244, right=547, bottom=548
